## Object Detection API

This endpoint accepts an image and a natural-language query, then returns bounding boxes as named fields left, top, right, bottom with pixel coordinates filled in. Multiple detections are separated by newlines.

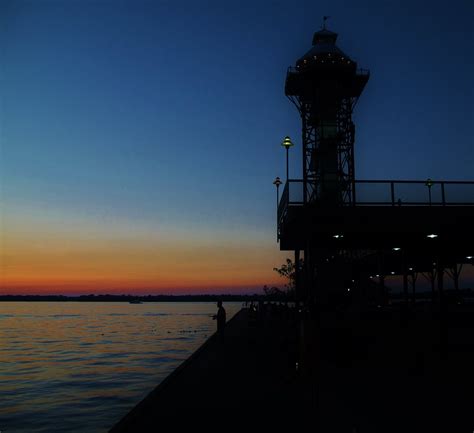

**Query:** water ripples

left=0, top=301, right=241, bottom=433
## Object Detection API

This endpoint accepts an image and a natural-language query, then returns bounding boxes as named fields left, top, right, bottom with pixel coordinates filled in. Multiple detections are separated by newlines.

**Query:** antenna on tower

left=322, top=16, right=330, bottom=29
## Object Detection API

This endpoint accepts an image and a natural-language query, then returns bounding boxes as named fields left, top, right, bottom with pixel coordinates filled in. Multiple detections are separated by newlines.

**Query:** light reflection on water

left=0, top=302, right=241, bottom=433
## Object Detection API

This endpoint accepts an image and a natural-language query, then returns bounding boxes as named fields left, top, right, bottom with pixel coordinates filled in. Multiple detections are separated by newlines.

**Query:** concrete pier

left=110, top=303, right=474, bottom=431
left=109, top=308, right=310, bottom=430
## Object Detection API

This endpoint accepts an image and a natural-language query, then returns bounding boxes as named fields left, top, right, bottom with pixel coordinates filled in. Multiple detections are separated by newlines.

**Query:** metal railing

left=278, top=180, right=304, bottom=226
left=354, top=180, right=474, bottom=206
left=278, top=179, right=474, bottom=227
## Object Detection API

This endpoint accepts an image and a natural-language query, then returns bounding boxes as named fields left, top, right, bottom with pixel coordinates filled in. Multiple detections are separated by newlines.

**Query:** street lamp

left=273, top=176, right=282, bottom=210
left=425, top=178, right=433, bottom=206
left=273, top=177, right=282, bottom=242
left=281, top=136, right=294, bottom=181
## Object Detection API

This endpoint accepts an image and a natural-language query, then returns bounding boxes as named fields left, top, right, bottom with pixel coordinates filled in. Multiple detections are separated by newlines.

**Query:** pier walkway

left=110, top=304, right=474, bottom=431
left=109, top=308, right=311, bottom=430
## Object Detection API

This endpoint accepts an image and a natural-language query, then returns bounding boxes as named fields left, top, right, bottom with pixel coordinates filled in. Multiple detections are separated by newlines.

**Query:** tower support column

left=294, top=249, right=301, bottom=303
left=431, top=268, right=436, bottom=302
left=402, top=252, right=409, bottom=305
left=411, top=272, right=418, bottom=305
left=437, top=261, right=444, bottom=305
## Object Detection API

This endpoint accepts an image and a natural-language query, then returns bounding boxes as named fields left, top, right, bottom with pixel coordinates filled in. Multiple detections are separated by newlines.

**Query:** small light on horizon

left=427, top=234, right=438, bottom=239
left=467, top=256, right=473, bottom=260
left=391, top=271, right=395, bottom=275
left=333, top=234, right=344, bottom=239
left=393, top=247, right=401, bottom=251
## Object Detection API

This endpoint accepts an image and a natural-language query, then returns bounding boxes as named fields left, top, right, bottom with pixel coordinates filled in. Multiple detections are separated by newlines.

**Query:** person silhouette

left=213, top=300, right=226, bottom=333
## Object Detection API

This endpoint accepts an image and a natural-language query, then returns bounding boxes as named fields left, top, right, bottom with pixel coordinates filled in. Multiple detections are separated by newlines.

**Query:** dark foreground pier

left=110, top=303, right=474, bottom=432
left=109, top=307, right=309, bottom=430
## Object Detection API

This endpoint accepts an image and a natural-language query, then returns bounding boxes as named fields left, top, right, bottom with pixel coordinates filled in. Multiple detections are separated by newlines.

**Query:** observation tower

left=277, top=25, right=474, bottom=307
left=285, top=27, right=369, bottom=205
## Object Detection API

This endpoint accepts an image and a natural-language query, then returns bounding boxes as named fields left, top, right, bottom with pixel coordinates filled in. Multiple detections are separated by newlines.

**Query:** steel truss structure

left=287, top=90, right=358, bottom=205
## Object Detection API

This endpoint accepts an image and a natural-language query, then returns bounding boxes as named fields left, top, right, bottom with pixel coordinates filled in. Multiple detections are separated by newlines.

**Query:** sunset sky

left=1, top=0, right=473, bottom=294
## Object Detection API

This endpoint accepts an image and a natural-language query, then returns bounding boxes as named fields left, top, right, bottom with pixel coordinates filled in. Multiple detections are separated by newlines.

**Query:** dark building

left=277, top=26, right=474, bottom=307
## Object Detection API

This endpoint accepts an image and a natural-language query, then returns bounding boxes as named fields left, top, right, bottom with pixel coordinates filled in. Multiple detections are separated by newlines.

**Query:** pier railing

left=354, top=180, right=474, bottom=206
left=278, top=179, right=474, bottom=226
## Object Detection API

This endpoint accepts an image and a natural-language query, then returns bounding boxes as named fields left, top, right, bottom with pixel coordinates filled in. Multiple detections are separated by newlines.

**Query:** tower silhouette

left=275, top=23, right=474, bottom=432
left=277, top=25, right=473, bottom=308
left=285, top=27, right=369, bottom=205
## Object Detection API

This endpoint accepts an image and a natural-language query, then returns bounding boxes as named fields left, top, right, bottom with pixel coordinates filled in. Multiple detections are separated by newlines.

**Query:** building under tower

left=277, top=25, right=474, bottom=308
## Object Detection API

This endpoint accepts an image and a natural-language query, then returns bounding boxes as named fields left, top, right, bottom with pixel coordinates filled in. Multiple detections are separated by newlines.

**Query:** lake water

left=0, top=302, right=241, bottom=433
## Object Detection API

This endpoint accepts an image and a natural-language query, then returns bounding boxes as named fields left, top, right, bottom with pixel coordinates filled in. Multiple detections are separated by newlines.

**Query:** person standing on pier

left=213, top=300, right=226, bottom=333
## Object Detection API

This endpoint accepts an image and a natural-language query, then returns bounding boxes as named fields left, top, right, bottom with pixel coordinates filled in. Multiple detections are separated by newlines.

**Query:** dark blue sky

left=1, top=0, right=473, bottom=292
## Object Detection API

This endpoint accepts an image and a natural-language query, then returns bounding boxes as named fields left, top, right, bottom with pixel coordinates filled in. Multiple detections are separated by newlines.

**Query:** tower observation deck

left=278, top=27, right=474, bottom=306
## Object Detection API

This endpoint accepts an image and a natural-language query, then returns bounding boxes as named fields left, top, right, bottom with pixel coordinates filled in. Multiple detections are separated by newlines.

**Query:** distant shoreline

left=1, top=288, right=472, bottom=302
left=0, top=294, right=268, bottom=302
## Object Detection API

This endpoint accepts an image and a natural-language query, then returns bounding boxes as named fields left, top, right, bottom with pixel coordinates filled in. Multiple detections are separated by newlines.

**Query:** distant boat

left=129, top=300, right=143, bottom=304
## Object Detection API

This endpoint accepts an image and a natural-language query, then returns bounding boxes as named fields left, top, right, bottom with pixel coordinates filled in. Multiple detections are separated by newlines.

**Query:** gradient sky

left=1, top=0, right=473, bottom=294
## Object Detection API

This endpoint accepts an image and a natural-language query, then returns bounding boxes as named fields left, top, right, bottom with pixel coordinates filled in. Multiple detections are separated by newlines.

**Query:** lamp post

left=425, top=178, right=433, bottom=206
left=273, top=176, right=282, bottom=241
left=273, top=176, right=282, bottom=210
left=281, top=136, right=294, bottom=181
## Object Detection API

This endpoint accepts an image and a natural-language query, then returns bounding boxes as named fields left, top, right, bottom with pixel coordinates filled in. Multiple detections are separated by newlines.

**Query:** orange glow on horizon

left=0, top=207, right=288, bottom=295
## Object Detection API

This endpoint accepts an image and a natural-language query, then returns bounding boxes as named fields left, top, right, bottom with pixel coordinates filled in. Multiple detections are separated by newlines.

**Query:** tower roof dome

left=312, top=28, right=338, bottom=45
left=297, top=27, right=352, bottom=66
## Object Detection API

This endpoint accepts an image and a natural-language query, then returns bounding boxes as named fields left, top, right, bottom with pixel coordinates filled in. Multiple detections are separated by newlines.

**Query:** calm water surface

left=0, top=302, right=241, bottom=433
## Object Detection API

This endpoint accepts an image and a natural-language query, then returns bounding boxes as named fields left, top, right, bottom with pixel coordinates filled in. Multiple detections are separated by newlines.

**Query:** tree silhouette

left=262, top=285, right=285, bottom=297
left=273, top=258, right=303, bottom=295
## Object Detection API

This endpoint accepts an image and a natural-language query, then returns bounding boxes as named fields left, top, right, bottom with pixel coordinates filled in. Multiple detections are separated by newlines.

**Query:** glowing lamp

left=281, top=136, right=294, bottom=180
left=281, top=136, right=294, bottom=150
